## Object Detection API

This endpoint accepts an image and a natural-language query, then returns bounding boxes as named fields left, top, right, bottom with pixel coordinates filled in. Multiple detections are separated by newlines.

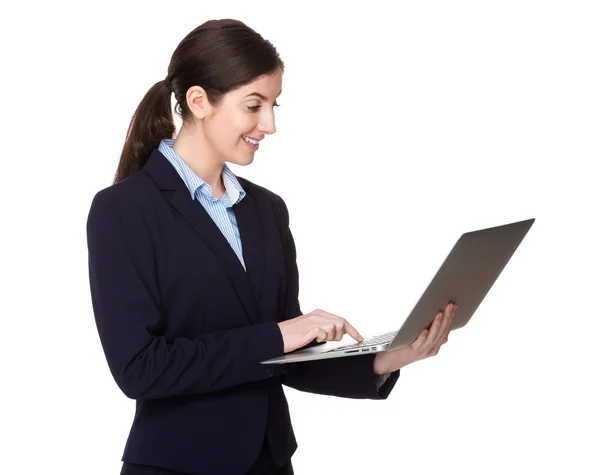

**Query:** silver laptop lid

left=387, top=218, right=535, bottom=350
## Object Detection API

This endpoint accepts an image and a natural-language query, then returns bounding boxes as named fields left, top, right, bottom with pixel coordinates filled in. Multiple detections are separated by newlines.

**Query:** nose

left=257, top=110, right=276, bottom=135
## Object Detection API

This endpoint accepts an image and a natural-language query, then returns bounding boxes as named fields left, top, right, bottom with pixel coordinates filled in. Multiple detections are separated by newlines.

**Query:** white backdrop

left=1, top=1, right=598, bottom=474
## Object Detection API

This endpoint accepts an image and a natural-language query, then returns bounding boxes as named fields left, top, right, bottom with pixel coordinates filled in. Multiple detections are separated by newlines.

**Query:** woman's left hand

left=373, top=302, right=457, bottom=375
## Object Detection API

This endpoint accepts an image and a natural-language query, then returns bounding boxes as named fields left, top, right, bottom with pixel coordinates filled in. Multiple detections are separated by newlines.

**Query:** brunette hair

left=113, top=19, right=285, bottom=184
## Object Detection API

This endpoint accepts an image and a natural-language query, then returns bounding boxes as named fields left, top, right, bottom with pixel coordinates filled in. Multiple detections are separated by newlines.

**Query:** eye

left=247, top=102, right=281, bottom=112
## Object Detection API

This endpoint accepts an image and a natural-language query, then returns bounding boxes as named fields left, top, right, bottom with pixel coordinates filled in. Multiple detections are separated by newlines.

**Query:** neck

left=172, top=127, right=225, bottom=195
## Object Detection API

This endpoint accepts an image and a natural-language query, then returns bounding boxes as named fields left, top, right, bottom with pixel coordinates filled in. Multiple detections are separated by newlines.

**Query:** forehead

left=230, top=71, right=283, bottom=100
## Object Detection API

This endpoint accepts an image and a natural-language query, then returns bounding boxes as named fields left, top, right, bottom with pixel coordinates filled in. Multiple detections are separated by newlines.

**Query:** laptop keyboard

left=322, top=331, right=397, bottom=353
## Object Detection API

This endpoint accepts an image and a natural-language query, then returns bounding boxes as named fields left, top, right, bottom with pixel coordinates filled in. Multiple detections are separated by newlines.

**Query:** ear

left=186, top=85, right=212, bottom=120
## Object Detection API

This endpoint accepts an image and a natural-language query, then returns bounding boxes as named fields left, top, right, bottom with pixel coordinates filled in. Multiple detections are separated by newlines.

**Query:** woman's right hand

left=277, top=309, right=365, bottom=353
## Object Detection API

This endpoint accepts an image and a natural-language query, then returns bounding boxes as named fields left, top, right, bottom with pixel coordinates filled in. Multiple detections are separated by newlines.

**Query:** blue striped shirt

left=158, top=138, right=247, bottom=271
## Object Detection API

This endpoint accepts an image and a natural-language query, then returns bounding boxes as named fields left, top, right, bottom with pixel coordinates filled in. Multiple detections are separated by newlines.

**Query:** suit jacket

left=86, top=149, right=400, bottom=475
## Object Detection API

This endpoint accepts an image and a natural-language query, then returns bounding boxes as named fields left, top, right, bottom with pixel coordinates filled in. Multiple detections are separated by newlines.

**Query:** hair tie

left=164, top=76, right=172, bottom=91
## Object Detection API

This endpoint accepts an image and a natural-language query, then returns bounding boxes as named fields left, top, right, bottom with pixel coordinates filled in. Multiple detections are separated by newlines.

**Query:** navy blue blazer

left=86, top=148, right=400, bottom=475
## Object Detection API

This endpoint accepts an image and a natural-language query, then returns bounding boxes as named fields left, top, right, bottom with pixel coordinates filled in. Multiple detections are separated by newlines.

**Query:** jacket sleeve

left=271, top=194, right=400, bottom=400
left=86, top=190, right=285, bottom=401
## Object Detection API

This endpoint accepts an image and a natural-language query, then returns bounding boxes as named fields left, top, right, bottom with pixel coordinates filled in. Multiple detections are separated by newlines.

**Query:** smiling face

left=184, top=69, right=283, bottom=166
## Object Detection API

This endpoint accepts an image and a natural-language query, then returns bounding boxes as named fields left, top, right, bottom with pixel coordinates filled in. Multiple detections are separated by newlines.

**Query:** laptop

left=261, top=218, right=535, bottom=364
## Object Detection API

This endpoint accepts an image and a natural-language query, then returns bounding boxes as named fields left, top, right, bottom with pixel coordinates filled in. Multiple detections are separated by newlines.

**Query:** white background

left=1, top=1, right=598, bottom=474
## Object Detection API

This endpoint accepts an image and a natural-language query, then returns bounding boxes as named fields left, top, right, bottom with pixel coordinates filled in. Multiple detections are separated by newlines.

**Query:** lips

left=243, top=135, right=262, bottom=142
left=243, top=136, right=259, bottom=150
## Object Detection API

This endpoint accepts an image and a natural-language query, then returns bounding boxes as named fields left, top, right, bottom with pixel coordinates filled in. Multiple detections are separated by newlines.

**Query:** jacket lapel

left=143, top=149, right=264, bottom=325
left=233, top=193, right=265, bottom=318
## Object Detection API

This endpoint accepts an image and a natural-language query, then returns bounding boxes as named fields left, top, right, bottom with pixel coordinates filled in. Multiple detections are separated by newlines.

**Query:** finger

left=315, top=326, right=330, bottom=343
left=443, top=302, right=455, bottom=322
left=411, top=328, right=429, bottom=351
left=319, top=310, right=364, bottom=342
left=427, top=342, right=442, bottom=357
left=343, top=320, right=364, bottom=342
left=323, top=323, right=336, bottom=341
left=444, top=303, right=458, bottom=338
left=435, top=303, right=455, bottom=336
left=428, top=333, right=446, bottom=357
left=334, top=322, right=344, bottom=341
left=428, top=309, right=455, bottom=356
left=424, top=311, right=443, bottom=348
left=445, top=302, right=458, bottom=328
left=430, top=328, right=450, bottom=355
left=434, top=305, right=454, bottom=346
left=437, top=325, right=451, bottom=349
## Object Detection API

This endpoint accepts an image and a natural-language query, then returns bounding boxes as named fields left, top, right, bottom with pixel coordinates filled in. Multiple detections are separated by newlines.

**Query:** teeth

left=244, top=136, right=259, bottom=145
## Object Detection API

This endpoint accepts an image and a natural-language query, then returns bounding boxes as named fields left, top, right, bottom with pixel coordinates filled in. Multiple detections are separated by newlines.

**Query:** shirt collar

left=158, top=138, right=246, bottom=205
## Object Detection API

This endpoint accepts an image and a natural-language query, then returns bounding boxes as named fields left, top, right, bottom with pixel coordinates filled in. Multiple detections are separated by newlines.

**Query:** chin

left=235, top=154, right=255, bottom=166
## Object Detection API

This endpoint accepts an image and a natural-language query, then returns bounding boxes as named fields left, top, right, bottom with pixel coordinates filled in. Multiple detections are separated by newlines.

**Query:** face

left=186, top=69, right=283, bottom=166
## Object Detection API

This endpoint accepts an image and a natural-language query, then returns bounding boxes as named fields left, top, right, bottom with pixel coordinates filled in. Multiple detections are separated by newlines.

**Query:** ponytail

left=112, top=79, right=175, bottom=184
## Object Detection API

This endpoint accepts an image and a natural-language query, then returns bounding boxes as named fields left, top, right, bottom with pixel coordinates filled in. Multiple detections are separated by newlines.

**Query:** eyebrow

left=244, top=90, right=283, bottom=101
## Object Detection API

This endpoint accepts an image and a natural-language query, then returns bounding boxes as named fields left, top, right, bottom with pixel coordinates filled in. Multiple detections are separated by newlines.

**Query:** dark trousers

left=120, top=436, right=294, bottom=475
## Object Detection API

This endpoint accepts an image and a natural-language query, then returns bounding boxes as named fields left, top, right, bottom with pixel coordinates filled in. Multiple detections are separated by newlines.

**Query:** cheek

left=210, top=111, right=256, bottom=147
left=231, top=113, right=256, bottom=137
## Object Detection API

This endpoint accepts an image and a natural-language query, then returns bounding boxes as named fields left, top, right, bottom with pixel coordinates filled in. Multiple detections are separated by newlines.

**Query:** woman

left=86, top=19, right=456, bottom=475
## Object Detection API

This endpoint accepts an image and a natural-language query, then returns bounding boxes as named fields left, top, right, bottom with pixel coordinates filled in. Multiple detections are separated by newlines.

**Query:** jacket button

left=265, top=368, right=275, bottom=377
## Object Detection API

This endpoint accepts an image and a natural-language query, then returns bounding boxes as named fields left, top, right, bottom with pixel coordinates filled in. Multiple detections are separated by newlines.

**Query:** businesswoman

left=86, top=19, right=456, bottom=475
